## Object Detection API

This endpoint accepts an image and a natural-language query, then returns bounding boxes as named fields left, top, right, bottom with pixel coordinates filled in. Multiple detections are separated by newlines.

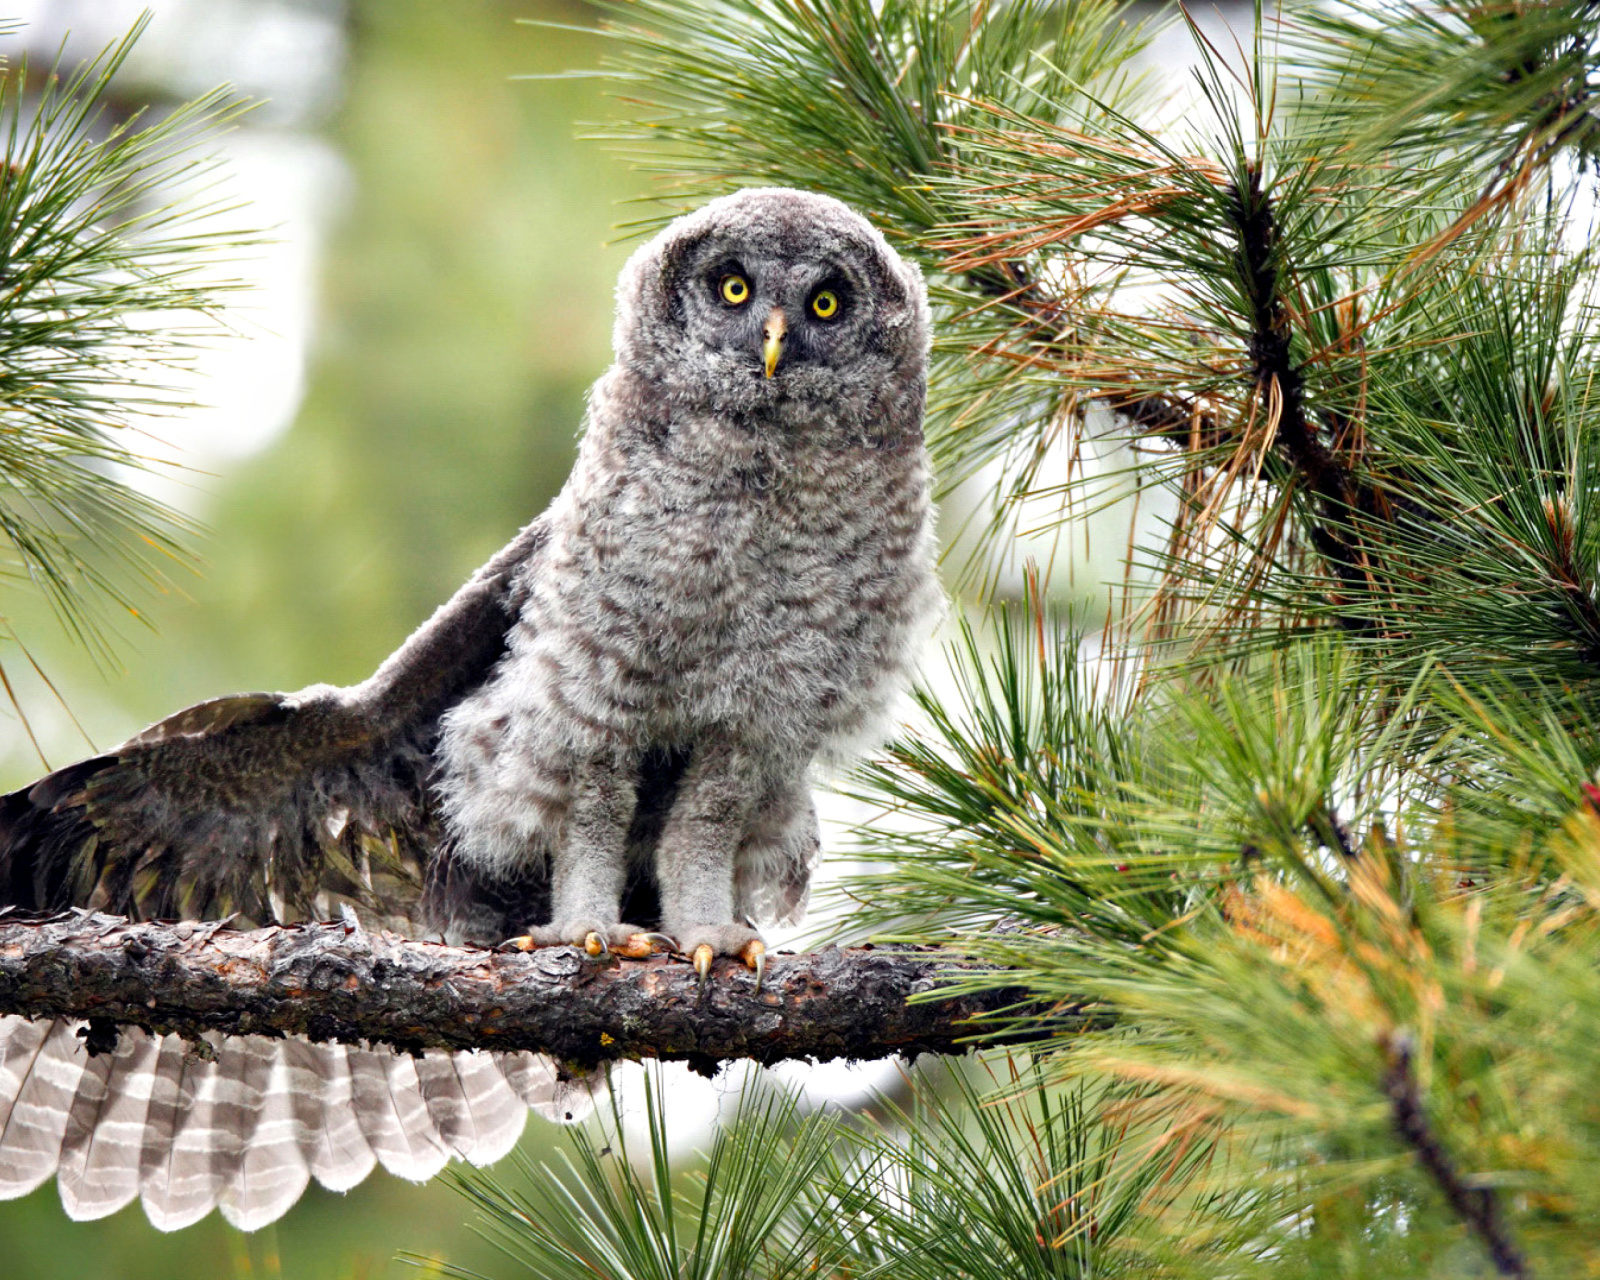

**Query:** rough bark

left=0, top=910, right=1068, bottom=1074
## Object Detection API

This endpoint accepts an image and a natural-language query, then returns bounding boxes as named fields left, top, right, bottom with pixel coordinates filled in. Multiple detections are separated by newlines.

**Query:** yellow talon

left=692, top=943, right=714, bottom=989
left=741, top=940, right=767, bottom=993
left=584, top=932, right=608, bottom=958
left=499, top=935, right=536, bottom=953
left=614, top=933, right=659, bottom=959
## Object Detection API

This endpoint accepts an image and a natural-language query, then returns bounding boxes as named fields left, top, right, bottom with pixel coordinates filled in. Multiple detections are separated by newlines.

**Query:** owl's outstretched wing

left=0, top=518, right=594, bottom=1233
left=0, top=517, right=547, bottom=935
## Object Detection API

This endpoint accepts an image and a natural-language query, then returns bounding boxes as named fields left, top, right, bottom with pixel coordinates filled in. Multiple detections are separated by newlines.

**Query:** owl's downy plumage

left=0, top=189, right=939, bottom=1229
left=437, top=189, right=938, bottom=958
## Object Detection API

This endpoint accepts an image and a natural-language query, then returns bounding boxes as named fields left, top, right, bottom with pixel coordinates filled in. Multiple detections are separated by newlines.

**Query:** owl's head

left=613, top=189, right=929, bottom=432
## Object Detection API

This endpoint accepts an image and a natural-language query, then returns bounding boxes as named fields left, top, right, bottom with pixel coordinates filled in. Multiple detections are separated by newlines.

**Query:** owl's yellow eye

left=719, top=274, right=750, bottom=306
left=811, top=289, right=841, bottom=320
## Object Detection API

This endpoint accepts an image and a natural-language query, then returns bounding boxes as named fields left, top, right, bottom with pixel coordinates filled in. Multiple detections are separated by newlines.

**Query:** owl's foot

left=675, top=925, right=768, bottom=994
left=499, top=921, right=668, bottom=960
left=605, top=931, right=676, bottom=959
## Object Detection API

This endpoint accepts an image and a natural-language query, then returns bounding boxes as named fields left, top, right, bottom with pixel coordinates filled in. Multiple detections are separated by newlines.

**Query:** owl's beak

left=761, top=307, right=787, bottom=378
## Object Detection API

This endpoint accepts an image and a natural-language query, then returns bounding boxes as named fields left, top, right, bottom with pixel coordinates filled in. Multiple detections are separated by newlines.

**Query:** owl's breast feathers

left=493, top=391, right=939, bottom=760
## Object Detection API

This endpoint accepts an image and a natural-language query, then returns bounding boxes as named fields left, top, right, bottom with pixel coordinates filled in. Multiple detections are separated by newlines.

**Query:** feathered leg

left=502, top=753, right=665, bottom=958
left=734, top=776, right=820, bottom=930
left=655, top=738, right=768, bottom=985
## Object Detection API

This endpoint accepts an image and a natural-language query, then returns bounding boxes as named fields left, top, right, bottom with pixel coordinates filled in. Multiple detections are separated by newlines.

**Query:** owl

left=0, top=189, right=940, bottom=1230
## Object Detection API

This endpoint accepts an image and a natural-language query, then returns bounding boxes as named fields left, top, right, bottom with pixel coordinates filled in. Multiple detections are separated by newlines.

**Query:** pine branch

left=0, top=911, right=1066, bottom=1073
left=957, top=256, right=1232, bottom=452
left=1383, top=1034, right=1529, bottom=1280
left=1227, top=163, right=1380, bottom=620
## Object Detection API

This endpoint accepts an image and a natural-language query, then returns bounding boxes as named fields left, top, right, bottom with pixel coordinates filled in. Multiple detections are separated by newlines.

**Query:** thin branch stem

left=1227, top=164, right=1380, bottom=620
left=1383, top=1034, right=1529, bottom=1279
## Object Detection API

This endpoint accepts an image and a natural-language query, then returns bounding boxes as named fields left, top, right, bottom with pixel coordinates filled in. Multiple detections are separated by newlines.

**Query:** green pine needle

left=422, top=1072, right=856, bottom=1280
left=0, top=16, right=256, bottom=667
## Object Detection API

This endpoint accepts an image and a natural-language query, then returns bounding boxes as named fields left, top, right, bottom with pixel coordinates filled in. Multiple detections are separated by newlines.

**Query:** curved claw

left=740, top=940, right=767, bottom=993
left=614, top=932, right=674, bottom=960
left=498, top=935, right=536, bottom=953
left=692, top=943, right=715, bottom=991
left=583, top=931, right=609, bottom=958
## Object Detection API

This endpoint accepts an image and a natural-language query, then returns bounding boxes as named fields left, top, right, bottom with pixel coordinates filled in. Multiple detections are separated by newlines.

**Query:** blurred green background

left=0, top=0, right=649, bottom=1274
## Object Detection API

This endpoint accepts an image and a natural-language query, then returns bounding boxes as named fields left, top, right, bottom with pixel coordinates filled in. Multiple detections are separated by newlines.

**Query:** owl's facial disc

left=622, top=189, right=926, bottom=428
left=679, top=248, right=872, bottom=392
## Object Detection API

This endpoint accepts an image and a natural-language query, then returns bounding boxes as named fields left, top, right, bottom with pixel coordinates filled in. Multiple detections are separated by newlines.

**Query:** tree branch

left=0, top=911, right=1067, bottom=1075
left=960, top=261, right=1234, bottom=452
left=1383, top=1033, right=1528, bottom=1279
left=1228, top=163, right=1381, bottom=618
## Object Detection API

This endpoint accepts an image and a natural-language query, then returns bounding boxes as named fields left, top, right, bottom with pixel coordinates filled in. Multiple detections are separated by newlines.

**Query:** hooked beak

left=761, top=307, right=787, bottom=378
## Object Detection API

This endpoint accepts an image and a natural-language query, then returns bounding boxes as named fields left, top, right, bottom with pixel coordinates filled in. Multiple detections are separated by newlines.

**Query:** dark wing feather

left=0, top=519, right=598, bottom=1233
left=0, top=519, right=548, bottom=937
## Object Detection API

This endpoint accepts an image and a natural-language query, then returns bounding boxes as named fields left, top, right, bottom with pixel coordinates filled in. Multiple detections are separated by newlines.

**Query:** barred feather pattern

left=0, top=1014, right=589, bottom=1231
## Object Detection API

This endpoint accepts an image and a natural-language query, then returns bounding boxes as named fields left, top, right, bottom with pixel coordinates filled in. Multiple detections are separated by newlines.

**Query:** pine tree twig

left=1383, top=1033, right=1528, bottom=1279
left=1108, top=391, right=1230, bottom=450
left=0, top=21, right=255, bottom=664
left=1320, top=805, right=1360, bottom=861
left=956, top=255, right=1232, bottom=450
left=1497, top=17, right=1600, bottom=162
left=0, top=911, right=1064, bottom=1074
left=1227, top=164, right=1383, bottom=621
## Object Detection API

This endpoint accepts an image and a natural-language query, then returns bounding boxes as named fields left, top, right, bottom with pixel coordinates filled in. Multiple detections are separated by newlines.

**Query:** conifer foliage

left=439, top=2, right=1600, bottom=1276
left=0, top=17, right=250, bottom=687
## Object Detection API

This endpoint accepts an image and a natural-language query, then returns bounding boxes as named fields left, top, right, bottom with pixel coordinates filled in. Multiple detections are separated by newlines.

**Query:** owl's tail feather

left=0, top=1014, right=592, bottom=1231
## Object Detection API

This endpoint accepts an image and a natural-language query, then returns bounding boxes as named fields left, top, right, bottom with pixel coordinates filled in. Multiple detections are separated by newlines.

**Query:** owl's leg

left=654, top=738, right=769, bottom=987
left=502, top=756, right=666, bottom=959
left=734, top=776, right=820, bottom=930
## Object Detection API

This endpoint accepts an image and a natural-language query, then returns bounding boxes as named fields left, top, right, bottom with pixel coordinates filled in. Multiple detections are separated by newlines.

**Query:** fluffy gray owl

left=0, top=188, right=939, bottom=1230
